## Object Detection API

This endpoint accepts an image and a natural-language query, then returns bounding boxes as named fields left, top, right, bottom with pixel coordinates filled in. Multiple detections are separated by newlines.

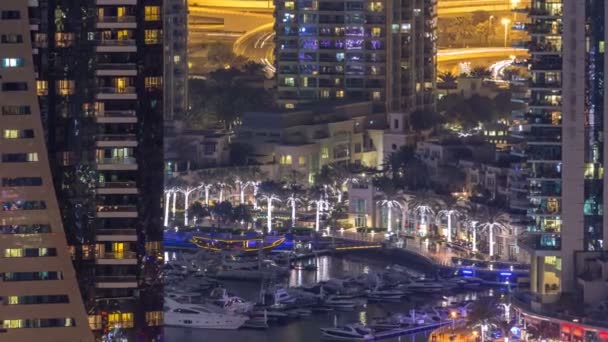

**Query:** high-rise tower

left=519, top=0, right=608, bottom=305
left=0, top=1, right=93, bottom=340
left=29, top=0, right=165, bottom=339
left=274, top=0, right=436, bottom=113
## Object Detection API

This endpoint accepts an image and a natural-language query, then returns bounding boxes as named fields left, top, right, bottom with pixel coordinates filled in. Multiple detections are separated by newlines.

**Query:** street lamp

left=450, top=311, right=457, bottom=330
left=501, top=18, right=511, bottom=48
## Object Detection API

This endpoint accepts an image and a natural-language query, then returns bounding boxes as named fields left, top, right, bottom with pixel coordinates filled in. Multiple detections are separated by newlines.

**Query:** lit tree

left=373, top=176, right=404, bottom=233
left=163, top=189, right=173, bottom=227
left=312, top=197, right=329, bottom=232
left=468, top=219, right=480, bottom=253
left=180, top=184, right=204, bottom=226
left=164, top=176, right=186, bottom=226
left=409, top=194, right=442, bottom=237
left=216, top=177, right=233, bottom=203
left=257, top=181, right=284, bottom=233
left=286, top=194, right=303, bottom=228
left=436, top=208, right=463, bottom=242
left=476, top=209, right=510, bottom=257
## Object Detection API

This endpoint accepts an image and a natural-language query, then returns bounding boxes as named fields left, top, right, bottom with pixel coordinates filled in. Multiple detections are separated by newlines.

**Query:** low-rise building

left=237, top=102, right=385, bottom=183
left=165, top=120, right=231, bottom=171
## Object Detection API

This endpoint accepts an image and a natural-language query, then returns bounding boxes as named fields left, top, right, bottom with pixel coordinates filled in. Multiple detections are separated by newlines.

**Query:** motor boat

left=273, top=287, right=297, bottom=305
left=164, top=297, right=248, bottom=330
left=402, top=280, right=444, bottom=293
left=366, top=289, right=404, bottom=302
left=323, top=296, right=359, bottom=310
left=210, top=288, right=255, bottom=314
left=321, top=323, right=375, bottom=341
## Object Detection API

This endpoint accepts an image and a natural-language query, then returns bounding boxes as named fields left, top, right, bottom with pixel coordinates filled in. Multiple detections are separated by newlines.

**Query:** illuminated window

left=27, top=153, right=38, bottom=162
left=116, top=30, right=130, bottom=40
left=284, top=77, right=295, bottom=87
left=145, top=29, right=162, bottom=44
left=56, top=80, right=74, bottom=96
left=371, top=27, right=381, bottom=37
left=321, top=147, right=329, bottom=159
left=298, top=156, right=306, bottom=165
left=280, top=155, right=293, bottom=165
left=1, top=58, right=24, bottom=68
left=145, top=76, right=162, bottom=91
left=321, top=90, right=330, bottom=98
left=55, top=32, right=74, bottom=47
left=285, top=1, right=295, bottom=9
left=145, top=6, right=161, bottom=21
left=372, top=91, right=381, bottom=101
left=114, top=77, right=130, bottom=93
left=337, top=90, right=344, bottom=98
left=108, top=312, right=134, bottom=328
left=285, top=103, right=295, bottom=109
left=146, top=311, right=163, bottom=326
left=89, top=315, right=102, bottom=330
left=36, top=80, right=48, bottom=96
left=3, top=248, right=56, bottom=257
left=3, top=130, right=18, bottom=139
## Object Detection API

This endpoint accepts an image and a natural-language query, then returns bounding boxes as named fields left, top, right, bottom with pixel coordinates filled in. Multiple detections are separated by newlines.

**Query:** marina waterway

left=165, top=253, right=493, bottom=342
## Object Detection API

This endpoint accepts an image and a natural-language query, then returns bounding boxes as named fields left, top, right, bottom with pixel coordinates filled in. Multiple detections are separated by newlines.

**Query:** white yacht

left=321, top=323, right=375, bottom=341
left=164, top=297, right=248, bottom=330
left=402, top=280, right=444, bottom=293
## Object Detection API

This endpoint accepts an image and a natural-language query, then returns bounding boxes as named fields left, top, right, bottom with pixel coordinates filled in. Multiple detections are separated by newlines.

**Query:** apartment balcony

left=530, top=61, right=562, bottom=72
left=529, top=42, right=561, bottom=55
left=95, top=275, right=138, bottom=289
left=528, top=23, right=562, bottom=36
left=97, top=16, right=137, bottom=29
left=518, top=231, right=561, bottom=255
left=96, top=86, right=137, bottom=100
left=96, top=181, right=138, bottom=195
left=529, top=99, right=561, bottom=109
left=95, top=134, right=138, bottom=148
left=96, top=63, right=137, bottom=76
left=96, top=157, right=137, bottom=171
left=529, top=8, right=562, bottom=18
left=96, top=205, right=138, bottom=218
left=96, top=39, right=137, bottom=53
left=529, top=80, right=561, bottom=91
left=96, top=228, right=138, bottom=242
left=95, top=251, right=138, bottom=265
left=95, top=110, right=137, bottom=124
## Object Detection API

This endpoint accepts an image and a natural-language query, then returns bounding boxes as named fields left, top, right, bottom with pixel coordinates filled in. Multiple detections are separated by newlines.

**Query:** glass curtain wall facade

left=0, top=1, right=93, bottom=340
left=274, top=0, right=436, bottom=113
left=30, top=0, right=164, bottom=340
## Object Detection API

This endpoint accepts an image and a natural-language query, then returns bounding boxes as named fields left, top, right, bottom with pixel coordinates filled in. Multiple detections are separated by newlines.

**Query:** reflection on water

left=166, top=254, right=488, bottom=342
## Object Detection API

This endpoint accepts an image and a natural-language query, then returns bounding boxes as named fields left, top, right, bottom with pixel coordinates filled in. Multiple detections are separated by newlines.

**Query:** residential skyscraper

left=274, top=0, right=436, bottom=113
left=29, top=0, right=165, bottom=339
left=519, top=0, right=608, bottom=307
left=164, top=0, right=189, bottom=121
left=0, top=1, right=93, bottom=340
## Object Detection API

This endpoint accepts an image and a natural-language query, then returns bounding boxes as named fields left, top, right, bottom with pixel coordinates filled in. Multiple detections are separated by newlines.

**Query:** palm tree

left=436, top=207, right=463, bottom=243
left=257, top=181, right=284, bottom=233
left=197, top=169, right=217, bottom=205
left=331, top=163, right=368, bottom=202
left=476, top=207, right=510, bottom=258
left=284, top=181, right=305, bottom=228
left=164, top=176, right=186, bottom=227
left=470, top=66, right=492, bottom=79
left=188, top=202, right=210, bottom=226
left=180, top=180, right=204, bottom=227
left=408, top=193, right=443, bottom=237
left=438, top=71, right=458, bottom=88
left=373, top=176, right=405, bottom=233
left=309, top=185, right=329, bottom=232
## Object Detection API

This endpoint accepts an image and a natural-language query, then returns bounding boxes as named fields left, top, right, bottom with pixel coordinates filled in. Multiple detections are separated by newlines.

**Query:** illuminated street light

left=501, top=18, right=511, bottom=48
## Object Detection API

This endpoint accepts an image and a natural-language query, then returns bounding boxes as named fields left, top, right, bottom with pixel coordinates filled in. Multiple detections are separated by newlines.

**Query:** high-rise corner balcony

left=96, top=181, right=138, bottom=195
left=529, top=99, right=561, bottom=109
left=529, top=7, right=562, bottom=18
left=95, top=251, right=138, bottom=265
left=95, top=134, right=138, bottom=148
left=95, top=275, right=138, bottom=289
left=527, top=23, right=562, bottom=36
left=95, top=39, right=137, bottom=53
left=529, top=80, right=561, bottom=91
left=97, top=16, right=137, bottom=29
left=530, top=60, right=562, bottom=72
left=518, top=231, right=561, bottom=255
left=95, top=157, right=138, bottom=170
left=95, top=110, right=137, bottom=123
left=528, top=42, right=561, bottom=54
left=96, top=86, right=137, bottom=100
left=96, top=205, right=138, bottom=218
left=96, top=63, right=137, bottom=76
left=96, top=228, right=137, bottom=242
